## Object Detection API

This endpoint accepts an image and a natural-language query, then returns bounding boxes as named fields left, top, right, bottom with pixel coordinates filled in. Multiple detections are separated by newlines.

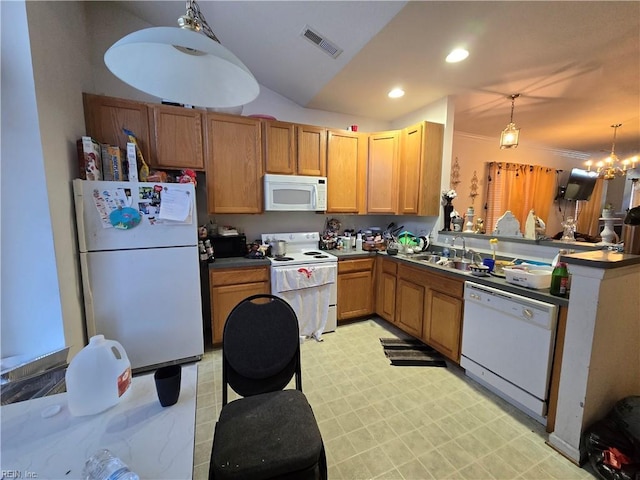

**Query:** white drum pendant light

left=104, top=0, right=259, bottom=108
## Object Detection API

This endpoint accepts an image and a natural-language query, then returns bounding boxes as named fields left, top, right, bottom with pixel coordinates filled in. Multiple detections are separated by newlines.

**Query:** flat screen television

left=563, top=168, right=598, bottom=201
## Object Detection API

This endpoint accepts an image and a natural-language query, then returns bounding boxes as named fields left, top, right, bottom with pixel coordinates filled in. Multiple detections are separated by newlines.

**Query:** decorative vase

left=443, top=200, right=453, bottom=231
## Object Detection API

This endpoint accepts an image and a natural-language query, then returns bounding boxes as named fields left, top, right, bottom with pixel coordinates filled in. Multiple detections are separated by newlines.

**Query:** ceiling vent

left=300, top=25, right=343, bottom=59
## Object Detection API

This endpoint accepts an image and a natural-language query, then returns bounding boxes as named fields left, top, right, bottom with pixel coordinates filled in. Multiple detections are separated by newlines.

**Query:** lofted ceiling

left=112, top=1, right=640, bottom=158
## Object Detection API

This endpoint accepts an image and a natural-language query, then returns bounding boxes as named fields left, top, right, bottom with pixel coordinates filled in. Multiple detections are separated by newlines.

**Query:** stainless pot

left=271, top=240, right=287, bottom=256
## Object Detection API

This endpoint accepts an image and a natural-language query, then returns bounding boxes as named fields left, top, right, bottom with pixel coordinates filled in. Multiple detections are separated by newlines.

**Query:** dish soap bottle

left=550, top=262, right=569, bottom=297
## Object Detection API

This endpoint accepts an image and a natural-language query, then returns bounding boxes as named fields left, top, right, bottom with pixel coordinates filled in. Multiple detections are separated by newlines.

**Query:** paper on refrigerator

left=159, top=188, right=192, bottom=223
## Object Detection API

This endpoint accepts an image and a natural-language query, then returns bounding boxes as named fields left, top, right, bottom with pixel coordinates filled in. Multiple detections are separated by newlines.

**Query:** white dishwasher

left=461, top=281, right=558, bottom=424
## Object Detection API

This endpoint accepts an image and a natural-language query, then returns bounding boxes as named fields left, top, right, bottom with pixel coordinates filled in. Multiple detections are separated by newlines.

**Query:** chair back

left=222, top=294, right=302, bottom=405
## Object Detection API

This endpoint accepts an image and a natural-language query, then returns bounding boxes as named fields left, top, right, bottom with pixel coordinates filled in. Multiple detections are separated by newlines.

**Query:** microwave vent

left=301, top=25, right=343, bottom=59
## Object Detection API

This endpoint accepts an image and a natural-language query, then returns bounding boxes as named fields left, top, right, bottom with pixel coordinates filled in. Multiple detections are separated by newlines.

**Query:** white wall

left=1, top=1, right=65, bottom=358
left=25, top=1, right=96, bottom=357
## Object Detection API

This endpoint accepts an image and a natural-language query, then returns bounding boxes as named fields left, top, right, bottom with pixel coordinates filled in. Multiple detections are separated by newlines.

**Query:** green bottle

left=550, top=262, right=569, bottom=297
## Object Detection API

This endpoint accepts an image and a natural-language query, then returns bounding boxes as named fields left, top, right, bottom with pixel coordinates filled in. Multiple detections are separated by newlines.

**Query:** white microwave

left=264, top=174, right=327, bottom=211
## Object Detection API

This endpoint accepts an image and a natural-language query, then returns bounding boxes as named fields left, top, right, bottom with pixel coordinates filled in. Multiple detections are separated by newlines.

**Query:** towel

left=272, top=265, right=336, bottom=340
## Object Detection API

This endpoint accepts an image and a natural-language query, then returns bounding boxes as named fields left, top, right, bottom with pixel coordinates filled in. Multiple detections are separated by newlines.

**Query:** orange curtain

left=485, top=162, right=557, bottom=233
left=576, top=178, right=605, bottom=236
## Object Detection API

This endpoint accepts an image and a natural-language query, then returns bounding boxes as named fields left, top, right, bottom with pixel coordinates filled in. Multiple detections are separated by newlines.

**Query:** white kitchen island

left=1, top=363, right=198, bottom=479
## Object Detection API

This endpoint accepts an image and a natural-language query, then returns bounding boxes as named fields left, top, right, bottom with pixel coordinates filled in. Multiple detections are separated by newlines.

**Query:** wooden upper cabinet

left=83, top=93, right=150, bottom=162
left=296, top=124, right=326, bottom=176
left=398, top=121, right=444, bottom=216
left=205, top=113, right=263, bottom=214
left=326, top=129, right=367, bottom=213
left=367, top=131, right=400, bottom=214
left=148, top=104, right=205, bottom=170
left=263, top=120, right=296, bottom=174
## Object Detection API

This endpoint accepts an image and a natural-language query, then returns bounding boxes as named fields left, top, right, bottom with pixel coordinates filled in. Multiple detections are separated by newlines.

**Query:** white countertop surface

left=1, top=363, right=198, bottom=479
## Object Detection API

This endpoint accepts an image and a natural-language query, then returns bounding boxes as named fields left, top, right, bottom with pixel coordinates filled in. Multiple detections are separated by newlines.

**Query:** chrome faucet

left=452, top=235, right=466, bottom=259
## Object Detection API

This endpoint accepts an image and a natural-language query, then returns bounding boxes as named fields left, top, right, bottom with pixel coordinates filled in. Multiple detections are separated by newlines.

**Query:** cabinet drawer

left=338, top=257, right=375, bottom=274
left=397, top=264, right=429, bottom=286
left=428, top=271, right=463, bottom=298
left=210, top=267, right=270, bottom=287
left=380, top=258, right=397, bottom=275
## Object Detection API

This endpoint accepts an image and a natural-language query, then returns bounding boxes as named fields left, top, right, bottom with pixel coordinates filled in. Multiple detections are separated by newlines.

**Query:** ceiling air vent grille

left=301, top=25, right=343, bottom=59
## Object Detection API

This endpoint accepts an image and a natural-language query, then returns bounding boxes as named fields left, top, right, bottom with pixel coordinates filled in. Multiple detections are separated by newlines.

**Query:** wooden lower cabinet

left=424, top=289, right=463, bottom=362
left=209, top=266, right=270, bottom=345
left=375, top=257, right=397, bottom=323
left=384, top=262, right=464, bottom=364
left=337, top=258, right=374, bottom=321
left=395, top=265, right=428, bottom=337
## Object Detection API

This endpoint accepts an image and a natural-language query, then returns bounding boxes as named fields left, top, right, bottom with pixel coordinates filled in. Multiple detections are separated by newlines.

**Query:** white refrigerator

left=73, top=179, right=204, bottom=373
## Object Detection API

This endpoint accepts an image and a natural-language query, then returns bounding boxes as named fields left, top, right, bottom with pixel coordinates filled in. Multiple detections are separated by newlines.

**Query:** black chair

left=209, top=294, right=327, bottom=480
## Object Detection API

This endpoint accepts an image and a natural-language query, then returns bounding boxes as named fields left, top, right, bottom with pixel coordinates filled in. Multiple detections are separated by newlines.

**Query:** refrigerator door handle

left=73, top=180, right=87, bottom=253
left=80, top=254, right=97, bottom=337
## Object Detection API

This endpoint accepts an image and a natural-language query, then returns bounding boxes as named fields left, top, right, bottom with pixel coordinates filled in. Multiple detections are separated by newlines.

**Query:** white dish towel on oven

left=272, top=264, right=336, bottom=341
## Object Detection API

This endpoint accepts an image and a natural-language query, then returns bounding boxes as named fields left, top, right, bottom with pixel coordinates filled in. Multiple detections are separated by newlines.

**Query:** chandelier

left=500, top=94, right=521, bottom=149
left=585, top=124, right=638, bottom=180
left=104, top=0, right=259, bottom=108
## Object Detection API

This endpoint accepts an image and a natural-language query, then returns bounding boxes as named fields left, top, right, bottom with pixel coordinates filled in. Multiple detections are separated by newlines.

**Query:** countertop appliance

left=261, top=232, right=337, bottom=339
left=73, top=179, right=204, bottom=373
left=461, top=281, right=558, bottom=424
left=264, top=174, right=327, bottom=211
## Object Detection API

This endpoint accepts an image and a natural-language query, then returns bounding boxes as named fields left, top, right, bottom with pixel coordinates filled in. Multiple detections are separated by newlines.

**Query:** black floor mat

left=380, top=338, right=447, bottom=367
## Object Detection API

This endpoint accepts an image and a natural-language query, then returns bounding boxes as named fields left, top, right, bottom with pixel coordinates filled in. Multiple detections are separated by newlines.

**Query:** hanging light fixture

left=104, top=0, right=259, bottom=108
left=585, top=124, right=638, bottom=180
left=499, top=94, right=521, bottom=149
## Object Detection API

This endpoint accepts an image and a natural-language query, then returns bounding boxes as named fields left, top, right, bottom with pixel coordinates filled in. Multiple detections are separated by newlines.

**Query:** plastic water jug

left=65, top=335, right=132, bottom=416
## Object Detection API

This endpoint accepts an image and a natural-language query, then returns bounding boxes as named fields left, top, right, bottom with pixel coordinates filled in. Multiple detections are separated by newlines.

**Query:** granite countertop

left=561, top=250, right=640, bottom=269
left=377, top=251, right=570, bottom=307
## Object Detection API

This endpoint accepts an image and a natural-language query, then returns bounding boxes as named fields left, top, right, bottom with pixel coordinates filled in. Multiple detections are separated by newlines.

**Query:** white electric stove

left=261, top=232, right=337, bottom=336
left=261, top=232, right=338, bottom=265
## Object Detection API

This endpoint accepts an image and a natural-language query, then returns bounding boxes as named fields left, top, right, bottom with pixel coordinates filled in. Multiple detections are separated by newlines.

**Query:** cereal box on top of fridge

left=77, top=136, right=102, bottom=180
left=101, top=144, right=125, bottom=181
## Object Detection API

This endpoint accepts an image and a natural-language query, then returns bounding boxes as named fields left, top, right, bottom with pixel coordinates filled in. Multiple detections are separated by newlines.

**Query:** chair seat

left=211, top=389, right=324, bottom=480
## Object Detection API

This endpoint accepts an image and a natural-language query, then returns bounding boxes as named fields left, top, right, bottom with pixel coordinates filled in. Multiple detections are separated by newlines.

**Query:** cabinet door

left=83, top=93, right=150, bottom=162
left=377, top=271, right=397, bottom=323
left=263, top=120, right=296, bottom=174
left=296, top=125, right=326, bottom=176
left=424, top=290, right=462, bottom=362
left=210, top=281, right=270, bottom=345
left=398, top=123, right=423, bottom=215
left=337, top=270, right=373, bottom=320
left=395, top=277, right=425, bottom=337
left=367, top=131, right=399, bottom=213
left=398, top=122, right=444, bottom=216
left=205, top=114, right=263, bottom=213
left=148, top=105, right=204, bottom=170
left=375, top=257, right=397, bottom=323
left=327, top=130, right=366, bottom=213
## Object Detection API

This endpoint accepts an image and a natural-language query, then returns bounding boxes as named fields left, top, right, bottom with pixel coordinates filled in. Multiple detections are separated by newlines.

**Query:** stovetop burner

left=272, top=256, right=294, bottom=262
left=304, top=251, right=322, bottom=256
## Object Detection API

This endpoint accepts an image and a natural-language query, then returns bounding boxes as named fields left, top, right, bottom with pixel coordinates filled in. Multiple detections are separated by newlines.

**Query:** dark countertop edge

left=560, top=250, right=640, bottom=269
left=379, top=252, right=570, bottom=307
left=208, top=257, right=271, bottom=269
left=437, top=231, right=602, bottom=252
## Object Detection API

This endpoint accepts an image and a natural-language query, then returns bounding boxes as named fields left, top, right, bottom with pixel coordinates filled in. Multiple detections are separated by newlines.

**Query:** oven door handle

left=312, top=185, right=317, bottom=210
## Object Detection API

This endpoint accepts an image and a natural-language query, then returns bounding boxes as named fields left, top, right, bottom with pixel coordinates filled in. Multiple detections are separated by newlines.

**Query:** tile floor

left=192, top=317, right=595, bottom=479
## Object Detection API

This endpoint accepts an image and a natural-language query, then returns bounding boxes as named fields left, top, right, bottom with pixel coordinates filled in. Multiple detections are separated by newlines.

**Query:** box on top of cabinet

left=76, top=136, right=102, bottom=181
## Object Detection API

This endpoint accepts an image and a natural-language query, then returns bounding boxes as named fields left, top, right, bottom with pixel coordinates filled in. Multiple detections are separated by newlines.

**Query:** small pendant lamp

left=500, top=94, right=521, bottom=149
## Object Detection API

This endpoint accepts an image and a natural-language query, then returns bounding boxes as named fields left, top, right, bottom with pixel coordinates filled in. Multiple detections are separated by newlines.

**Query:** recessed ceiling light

left=388, top=88, right=405, bottom=99
left=446, top=48, right=469, bottom=63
